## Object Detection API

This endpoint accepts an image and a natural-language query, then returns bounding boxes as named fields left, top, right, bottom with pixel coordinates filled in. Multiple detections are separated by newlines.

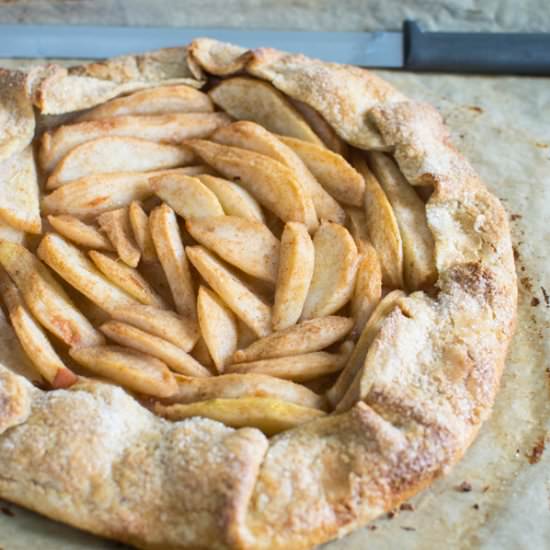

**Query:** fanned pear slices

left=166, top=373, right=325, bottom=410
left=70, top=345, right=177, bottom=398
left=213, top=121, right=343, bottom=224
left=197, top=175, right=265, bottom=223
left=233, top=316, right=353, bottom=363
left=88, top=251, right=166, bottom=308
left=209, top=77, right=323, bottom=145
left=128, top=201, right=157, bottom=262
left=367, top=152, right=437, bottom=290
left=301, top=222, right=359, bottom=320
left=186, top=216, right=280, bottom=284
left=47, top=215, right=113, bottom=250
left=100, top=321, right=210, bottom=377
left=272, top=222, right=315, bottom=331
left=40, top=112, right=231, bottom=173
left=0, top=272, right=78, bottom=389
left=0, top=240, right=103, bottom=348
left=228, top=342, right=354, bottom=383
left=0, top=146, right=41, bottom=234
left=352, top=152, right=404, bottom=288
left=155, top=397, right=325, bottom=436
left=149, top=204, right=196, bottom=319
left=184, top=139, right=316, bottom=231
left=77, top=85, right=214, bottom=121
left=97, top=208, right=141, bottom=267
left=37, top=233, right=139, bottom=314
left=327, top=290, right=406, bottom=408
left=110, top=304, right=199, bottom=353
left=197, top=286, right=238, bottom=373
left=278, top=136, right=365, bottom=207
left=150, top=173, right=224, bottom=219
left=46, top=137, right=194, bottom=189
left=186, top=245, right=272, bottom=338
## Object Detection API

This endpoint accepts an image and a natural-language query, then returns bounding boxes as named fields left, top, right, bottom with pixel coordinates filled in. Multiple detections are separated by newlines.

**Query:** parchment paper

left=0, top=4, right=549, bottom=548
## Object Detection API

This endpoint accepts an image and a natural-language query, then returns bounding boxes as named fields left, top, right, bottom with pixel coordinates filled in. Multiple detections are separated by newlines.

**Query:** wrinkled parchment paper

left=0, top=11, right=549, bottom=550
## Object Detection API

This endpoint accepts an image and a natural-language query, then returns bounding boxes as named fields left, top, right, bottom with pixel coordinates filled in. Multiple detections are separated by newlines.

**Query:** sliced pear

left=228, top=342, right=353, bottom=383
left=110, top=304, right=199, bottom=353
left=47, top=137, right=194, bottom=188
left=155, top=396, right=325, bottom=436
left=186, top=245, right=272, bottom=338
left=367, top=152, right=437, bottom=290
left=37, top=233, right=138, bottom=314
left=213, top=121, right=343, bottom=224
left=100, top=321, right=210, bottom=377
left=149, top=204, right=196, bottom=319
left=42, top=171, right=154, bottom=219
left=70, top=345, right=177, bottom=398
left=88, top=251, right=165, bottom=308
left=77, top=85, right=214, bottom=121
left=209, top=77, right=323, bottom=145
left=278, top=136, right=365, bottom=206
left=237, top=318, right=258, bottom=350
left=191, top=335, right=215, bottom=369
left=289, top=98, right=348, bottom=156
left=350, top=242, right=382, bottom=339
left=150, top=173, right=224, bottom=219
left=0, top=221, right=25, bottom=244
left=197, top=174, right=265, bottom=223
left=0, top=146, right=41, bottom=234
left=352, top=152, right=404, bottom=288
left=128, top=201, right=157, bottom=262
left=327, top=289, right=405, bottom=408
left=97, top=207, right=141, bottom=267
left=40, top=112, right=231, bottom=173
left=0, top=240, right=103, bottom=347
left=186, top=216, right=280, bottom=284
left=167, top=372, right=325, bottom=410
left=197, top=286, right=238, bottom=373
left=301, top=222, right=359, bottom=320
left=185, top=139, right=314, bottom=230
left=48, top=215, right=113, bottom=250
left=233, top=316, right=353, bottom=363
left=0, top=271, right=78, bottom=388
left=272, top=222, right=314, bottom=331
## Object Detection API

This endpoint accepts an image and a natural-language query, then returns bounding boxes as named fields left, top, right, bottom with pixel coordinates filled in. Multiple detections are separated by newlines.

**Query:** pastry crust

left=0, top=40, right=516, bottom=549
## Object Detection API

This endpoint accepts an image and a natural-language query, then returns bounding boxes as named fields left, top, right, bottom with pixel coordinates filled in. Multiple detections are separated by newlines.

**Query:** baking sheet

left=1, top=45, right=549, bottom=550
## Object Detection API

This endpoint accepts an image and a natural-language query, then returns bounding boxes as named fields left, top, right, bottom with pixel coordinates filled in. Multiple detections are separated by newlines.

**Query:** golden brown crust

left=28, top=47, right=203, bottom=115
left=0, top=40, right=516, bottom=550
left=0, top=68, right=35, bottom=163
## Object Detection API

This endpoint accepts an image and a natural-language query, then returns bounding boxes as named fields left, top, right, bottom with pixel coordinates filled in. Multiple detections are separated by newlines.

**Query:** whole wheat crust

left=0, top=40, right=517, bottom=549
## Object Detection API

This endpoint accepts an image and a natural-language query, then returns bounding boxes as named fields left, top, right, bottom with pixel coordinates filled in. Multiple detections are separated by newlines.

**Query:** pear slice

left=70, top=345, right=177, bottom=398
left=128, top=201, right=157, bottom=262
left=97, top=207, right=141, bottom=268
left=48, top=215, right=113, bottom=250
left=0, top=240, right=103, bottom=347
left=186, top=245, right=272, bottom=338
left=278, top=135, right=365, bottom=206
left=149, top=204, right=196, bottom=319
left=197, top=286, right=238, bottom=373
left=209, top=77, right=323, bottom=145
left=0, top=271, right=78, bottom=389
left=155, top=396, right=325, bottom=436
left=186, top=216, right=280, bottom=284
left=301, top=222, right=359, bottom=319
left=78, top=85, right=214, bottom=121
left=100, top=321, right=210, bottom=378
left=272, top=222, right=314, bottom=331
left=37, top=233, right=138, bottom=314
left=46, top=137, right=194, bottom=188
left=233, top=316, right=353, bottom=363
